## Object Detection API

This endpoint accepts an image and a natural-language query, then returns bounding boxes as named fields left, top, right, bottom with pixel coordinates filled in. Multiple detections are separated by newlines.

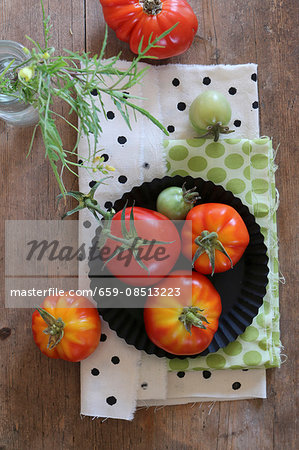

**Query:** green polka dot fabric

left=165, top=137, right=281, bottom=371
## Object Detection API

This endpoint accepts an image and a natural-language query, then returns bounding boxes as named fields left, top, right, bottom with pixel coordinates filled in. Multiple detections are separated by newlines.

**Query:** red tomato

left=32, top=292, right=101, bottom=362
left=99, top=0, right=198, bottom=59
left=144, top=270, right=222, bottom=355
left=103, top=207, right=181, bottom=286
left=182, top=203, right=250, bottom=275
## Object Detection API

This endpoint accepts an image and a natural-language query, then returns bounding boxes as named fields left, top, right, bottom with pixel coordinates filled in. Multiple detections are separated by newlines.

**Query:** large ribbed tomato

left=144, top=271, right=222, bottom=355
left=104, top=206, right=181, bottom=286
left=182, top=203, right=250, bottom=275
left=99, top=0, right=198, bottom=59
left=32, top=292, right=101, bottom=362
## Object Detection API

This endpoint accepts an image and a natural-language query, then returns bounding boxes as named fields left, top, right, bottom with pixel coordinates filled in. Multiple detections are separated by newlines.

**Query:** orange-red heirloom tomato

left=104, top=206, right=181, bottom=286
left=99, top=0, right=198, bottom=59
left=32, top=292, right=101, bottom=362
left=144, top=271, right=222, bottom=355
left=182, top=203, right=250, bottom=275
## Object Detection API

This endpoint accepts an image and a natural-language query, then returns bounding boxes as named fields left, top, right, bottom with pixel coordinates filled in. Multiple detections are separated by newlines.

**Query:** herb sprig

left=0, top=0, right=174, bottom=194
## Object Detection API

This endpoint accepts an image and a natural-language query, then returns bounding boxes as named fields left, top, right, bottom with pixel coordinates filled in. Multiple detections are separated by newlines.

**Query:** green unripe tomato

left=189, top=90, right=232, bottom=134
left=156, top=185, right=199, bottom=220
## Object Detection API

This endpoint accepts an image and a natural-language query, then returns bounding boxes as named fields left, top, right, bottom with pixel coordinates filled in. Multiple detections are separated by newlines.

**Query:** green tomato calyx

left=179, top=306, right=209, bottom=334
left=182, top=182, right=200, bottom=205
left=36, top=307, right=65, bottom=350
left=193, top=230, right=233, bottom=276
left=57, top=177, right=115, bottom=221
left=100, top=202, right=175, bottom=275
left=196, top=122, right=234, bottom=142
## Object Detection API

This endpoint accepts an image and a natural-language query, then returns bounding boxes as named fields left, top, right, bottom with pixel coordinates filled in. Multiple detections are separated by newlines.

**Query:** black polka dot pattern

left=101, top=153, right=109, bottom=162
left=80, top=72, right=261, bottom=412
left=78, top=159, right=83, bottom=165
left=118, top=175, right=127, bottom=184
left=203, top=76, right=211, bottom=85
left=100, top=333, right=107, bottom=342
left=122, top=91, right=129, bottom=99
left=90, top=89, right=98, bottom=96
left=104, top=201, right=113, bottom=210
left=117, top=136, right=127, bottom=145
left=83, top=220, right=91, bottom=229
left=106, top=396, right=117, bottom=405
left=177, top=102, right=186, bottom=111
left=177, top=371, right=185, bottom=378
left=242, top=369, right=248, bottom=372
left=89, top=180, right=96, bottom=188
left=107, top=111, right=115, bottom=120
left=202, top=370, right=212, bottom=379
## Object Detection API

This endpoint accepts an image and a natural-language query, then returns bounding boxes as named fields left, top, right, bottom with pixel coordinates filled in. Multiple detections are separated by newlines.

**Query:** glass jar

left=0, top=40, right=39, bottom=126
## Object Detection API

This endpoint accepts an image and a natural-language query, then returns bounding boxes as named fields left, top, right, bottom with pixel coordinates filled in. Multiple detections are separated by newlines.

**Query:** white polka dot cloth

left=78, top=62, right=274, bottom=420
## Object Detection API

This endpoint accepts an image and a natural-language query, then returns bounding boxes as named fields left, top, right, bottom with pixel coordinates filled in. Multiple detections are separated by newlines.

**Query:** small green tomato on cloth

left=189, top=90, right=234, bottom=141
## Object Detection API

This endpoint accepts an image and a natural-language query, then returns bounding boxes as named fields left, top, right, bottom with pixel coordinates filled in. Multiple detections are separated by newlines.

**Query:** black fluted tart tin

left=89, top=175, right=269, bottom=359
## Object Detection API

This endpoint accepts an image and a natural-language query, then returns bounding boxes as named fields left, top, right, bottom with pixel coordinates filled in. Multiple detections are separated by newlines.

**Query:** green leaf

left=0, top=59, right=16, bottom=82
left=26, top=124, right=39, bottom=158
left=125, top=100, right=168, bottom=135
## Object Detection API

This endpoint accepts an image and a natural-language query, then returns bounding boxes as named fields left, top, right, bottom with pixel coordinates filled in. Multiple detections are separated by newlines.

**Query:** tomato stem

left=57, top=178, right=115, bottom=221
left=179, top=306, right=209, bottom=334
left=182, top=182, right=200, bottom=205
left=196, top=122, right=235, bottom=142
left=100, top=203, right=175, bottom=274
left=193, top=230, right=233, bottom=276
left=140, top=0, right=162, bottom=15
left=36, top=307, right=65, bottom=350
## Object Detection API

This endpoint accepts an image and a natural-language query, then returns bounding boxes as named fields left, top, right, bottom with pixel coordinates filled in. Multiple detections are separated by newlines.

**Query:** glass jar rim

left=0, top=40, right=28, bottom=107
left=0, top=40, right=27, bottom=59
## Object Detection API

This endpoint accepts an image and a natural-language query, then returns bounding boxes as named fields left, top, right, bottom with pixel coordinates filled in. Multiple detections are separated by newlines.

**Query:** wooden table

left=0, top=1, right=297, bottom=449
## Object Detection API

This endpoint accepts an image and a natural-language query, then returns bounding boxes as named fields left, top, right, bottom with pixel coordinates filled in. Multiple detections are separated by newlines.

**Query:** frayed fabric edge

left=80, top=412, right=135, bottom=422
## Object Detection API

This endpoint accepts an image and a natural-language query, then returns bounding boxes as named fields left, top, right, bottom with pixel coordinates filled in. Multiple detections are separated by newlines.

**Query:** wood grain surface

left=0, top=1, right=298, bottom=449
